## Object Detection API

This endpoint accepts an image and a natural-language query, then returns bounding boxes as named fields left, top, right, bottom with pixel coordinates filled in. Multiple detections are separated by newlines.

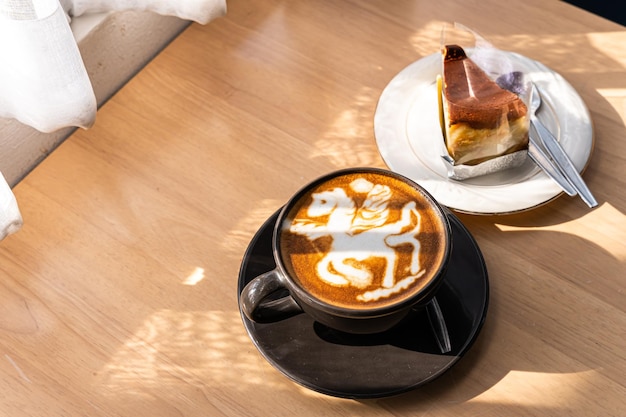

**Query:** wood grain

left=1, top=0, right=625, bottom=415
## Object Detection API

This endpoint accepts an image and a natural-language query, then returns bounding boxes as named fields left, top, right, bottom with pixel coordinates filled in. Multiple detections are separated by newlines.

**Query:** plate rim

left=373, top=50, right=594, bottom=215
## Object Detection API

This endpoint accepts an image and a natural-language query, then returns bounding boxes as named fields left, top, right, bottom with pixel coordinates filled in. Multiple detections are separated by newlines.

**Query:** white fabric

left=0, top=0, right=226, bottom=240
left=60, top=0, right=226, bottom=24
left=0, top=172, right=23, bottom=241
left=0, top=0, right=226, bottom=133
left=0, top=0, right=96, bottom=133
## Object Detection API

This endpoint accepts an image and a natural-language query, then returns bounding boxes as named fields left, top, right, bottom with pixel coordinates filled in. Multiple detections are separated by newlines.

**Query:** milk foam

left=283, top=173, right=443, bottom=308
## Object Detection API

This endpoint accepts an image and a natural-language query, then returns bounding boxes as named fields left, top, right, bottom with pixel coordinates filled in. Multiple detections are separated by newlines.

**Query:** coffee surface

left=279, top=171, right=448, bottom=310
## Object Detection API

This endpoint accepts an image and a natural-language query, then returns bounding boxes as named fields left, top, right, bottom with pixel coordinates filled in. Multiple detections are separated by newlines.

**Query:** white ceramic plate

left=374, top=51, right=594, bottom=215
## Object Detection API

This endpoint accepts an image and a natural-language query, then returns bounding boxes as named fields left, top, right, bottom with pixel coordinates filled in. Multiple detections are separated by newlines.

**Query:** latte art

left=290, top=180, right=423, bottom=300
left=280, top=171, right=448, bottom=310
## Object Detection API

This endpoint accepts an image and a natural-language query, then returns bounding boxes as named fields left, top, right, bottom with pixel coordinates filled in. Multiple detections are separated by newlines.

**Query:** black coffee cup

left=240, top=168, right=452, bottom=334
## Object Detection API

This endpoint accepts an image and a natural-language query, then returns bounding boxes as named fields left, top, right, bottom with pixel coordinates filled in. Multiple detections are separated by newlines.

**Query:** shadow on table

left=369, top=201, right=624, bottom=414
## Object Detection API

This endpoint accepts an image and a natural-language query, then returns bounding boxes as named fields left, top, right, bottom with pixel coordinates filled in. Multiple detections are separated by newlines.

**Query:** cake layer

left=446, top=118, right=529, bottom=165
left=442, top=45, right=527, bottom=129
left=441, top=44, right=529, bottom=166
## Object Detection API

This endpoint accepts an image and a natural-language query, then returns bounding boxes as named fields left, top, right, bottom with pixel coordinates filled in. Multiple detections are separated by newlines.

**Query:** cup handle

left=240, top=269, right=303, bottom=323
left=426, top=296, right=452, bottom=354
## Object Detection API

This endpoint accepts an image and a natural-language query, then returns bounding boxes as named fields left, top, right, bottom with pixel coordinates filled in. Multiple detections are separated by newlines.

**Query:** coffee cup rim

left=272, top=167, right=453, bottom=318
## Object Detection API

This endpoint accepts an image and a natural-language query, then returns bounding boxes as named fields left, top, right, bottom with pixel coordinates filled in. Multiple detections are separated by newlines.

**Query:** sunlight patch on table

left=470, top=369, right=599, bottom=408
left=314, top=86, right=382, bottom=168
left=408, top=20, right=449, bottom=56
left=596, top=88, right=626, bottom=121
left=587, top=32, right=626, bottom=68
left=220, top=199, right=283, bottom=256
left=98, top=310, right=285, bottom=395
left=495, top=203, right=626, bottom=260
left=182, top=267, right=205, bottom=286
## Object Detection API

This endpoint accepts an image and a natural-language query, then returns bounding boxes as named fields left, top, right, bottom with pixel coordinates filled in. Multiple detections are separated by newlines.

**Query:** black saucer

left=238, top=209, right=489, bottom=399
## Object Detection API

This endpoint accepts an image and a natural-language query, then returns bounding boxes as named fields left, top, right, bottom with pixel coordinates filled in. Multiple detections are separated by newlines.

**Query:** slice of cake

left=440, top=44, right=529, bottom=166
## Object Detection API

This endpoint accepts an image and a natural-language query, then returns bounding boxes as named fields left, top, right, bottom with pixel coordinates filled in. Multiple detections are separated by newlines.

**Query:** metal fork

left=529, top=84, right=598, bottom=208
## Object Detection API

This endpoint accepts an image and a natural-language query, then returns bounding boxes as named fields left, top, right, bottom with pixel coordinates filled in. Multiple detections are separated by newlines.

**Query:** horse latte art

left=279, top=171, right=448, bottom=310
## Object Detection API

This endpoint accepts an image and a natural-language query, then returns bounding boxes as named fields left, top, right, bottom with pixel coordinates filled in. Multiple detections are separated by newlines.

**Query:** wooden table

left=2, top=0, right=625, bottom=415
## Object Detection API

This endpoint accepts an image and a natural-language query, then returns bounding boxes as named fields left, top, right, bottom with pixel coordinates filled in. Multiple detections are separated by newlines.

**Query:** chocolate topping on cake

left=442, top=44, right=527, bottom=129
